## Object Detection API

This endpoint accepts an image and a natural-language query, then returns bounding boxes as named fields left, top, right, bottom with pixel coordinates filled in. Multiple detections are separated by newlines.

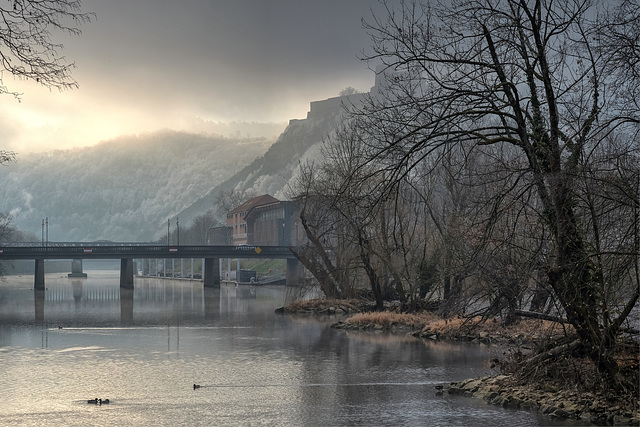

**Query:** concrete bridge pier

left=68, top=259, right=88, bottom=278
left=34, top=258, right=45, bottom=290
left=203, top=257, right=220, bottom=288
left=286, top=258, right=303, bottom=286
left=120, top=258, right=134, bottom=289
left=285, top=258, right=304, bottom=306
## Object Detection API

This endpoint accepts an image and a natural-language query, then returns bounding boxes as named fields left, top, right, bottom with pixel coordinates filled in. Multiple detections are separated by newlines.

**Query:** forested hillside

left=0, top=130, right=273, bottom=241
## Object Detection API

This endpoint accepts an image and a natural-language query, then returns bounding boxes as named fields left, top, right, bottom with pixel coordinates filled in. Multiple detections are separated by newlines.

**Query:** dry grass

left=287, top=299, right=575, bottom=342
left=342, top=312, right=574, bottom=342
left=418, top=315, right=574, bottom=341
left=345, top=311, right=440, bottom=329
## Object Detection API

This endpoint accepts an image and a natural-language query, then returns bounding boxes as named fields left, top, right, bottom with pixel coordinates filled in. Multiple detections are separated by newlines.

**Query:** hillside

left=176, top=93, right=366, bottom=225
left=0, top=130, right=273, bottom=241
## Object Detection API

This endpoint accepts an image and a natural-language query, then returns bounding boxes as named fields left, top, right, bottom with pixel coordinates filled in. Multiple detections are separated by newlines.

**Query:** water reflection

left=0, top=272, right=582, bottom=427
left=33, top=289, right=45, bottom=325
left=120, top=287, right=133, bottom=324
left=0, top=272, right=297, bottom=332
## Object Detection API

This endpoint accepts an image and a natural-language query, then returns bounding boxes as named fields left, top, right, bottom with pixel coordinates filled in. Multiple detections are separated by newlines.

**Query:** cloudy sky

left=0, top=0, right=386, bottom=153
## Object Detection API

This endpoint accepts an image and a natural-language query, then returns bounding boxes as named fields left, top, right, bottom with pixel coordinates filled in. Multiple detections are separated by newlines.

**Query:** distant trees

left=339, top=87, right=360, bottom=97
left=168, top=211, right=222, bottom=245
left=0, top=132, right=269, bottom=242
left=0, top=212, right=15, bottom=241
left=292, top=0, right=638, bottom=391
left=0, top=212, right=38, bottom=276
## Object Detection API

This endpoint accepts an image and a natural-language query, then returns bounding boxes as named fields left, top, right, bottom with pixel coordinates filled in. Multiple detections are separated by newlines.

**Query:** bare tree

left=0, top=150, right=15, bottom=166
left=0, top=1, right=91, bottom=164
left=0, top=0, right=93, bottom=99
left=339, top=86, right=360, bottom=97
left=291, top=162, right=348, bottom=300
left=593, top=0, right=640, bottom=125
left=353, top=0, right=638, bottom=389
left=292, top=119, right=445, bottom=310
left=214, top=189, right=256, bottom=222
left=173, top=211, right=221, bottom=245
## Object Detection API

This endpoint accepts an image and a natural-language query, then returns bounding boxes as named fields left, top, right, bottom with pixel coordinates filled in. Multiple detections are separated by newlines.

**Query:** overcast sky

left=0, top=0, right=386, bottom=153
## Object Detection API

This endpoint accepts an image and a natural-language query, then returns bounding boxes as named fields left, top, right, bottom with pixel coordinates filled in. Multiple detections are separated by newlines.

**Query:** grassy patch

left=345, top=311, right=440, bottom=328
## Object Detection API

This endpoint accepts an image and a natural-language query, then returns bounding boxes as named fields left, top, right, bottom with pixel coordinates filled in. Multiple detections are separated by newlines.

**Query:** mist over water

left=0, top=272, right=583, bottom=426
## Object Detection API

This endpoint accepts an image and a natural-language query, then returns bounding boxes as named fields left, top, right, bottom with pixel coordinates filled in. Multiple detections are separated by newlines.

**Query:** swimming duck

left=88, top=398, right=99, bottom=404
left=102, top=399, right=110, bottom=404
left=193, top=384, right=201, bottom=389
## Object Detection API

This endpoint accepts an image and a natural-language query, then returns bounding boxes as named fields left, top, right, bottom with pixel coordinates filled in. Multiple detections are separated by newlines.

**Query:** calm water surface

left=0, top=271, right=586, bottom=426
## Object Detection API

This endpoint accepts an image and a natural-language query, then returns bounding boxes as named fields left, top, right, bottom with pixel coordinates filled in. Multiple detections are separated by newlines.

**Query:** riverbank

left=281, top=299, right=640, bottom=425
left=448, top=374, right=639, bottom=426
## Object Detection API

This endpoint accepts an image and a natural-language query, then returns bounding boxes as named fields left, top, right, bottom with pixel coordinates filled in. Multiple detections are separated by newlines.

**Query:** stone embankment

left=275, top=299, right=363, bottom=316
left=447, top=375, right=640, bottom=426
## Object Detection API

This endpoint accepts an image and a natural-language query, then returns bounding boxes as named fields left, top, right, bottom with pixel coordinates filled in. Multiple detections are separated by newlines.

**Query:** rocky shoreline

left=280, top=300, right=639, bottom=425
left=447, top=375, right=639, bottom=426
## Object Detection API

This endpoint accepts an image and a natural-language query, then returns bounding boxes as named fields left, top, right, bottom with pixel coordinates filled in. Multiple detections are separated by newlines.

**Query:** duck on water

left=87, top=398, right=110, bottom=404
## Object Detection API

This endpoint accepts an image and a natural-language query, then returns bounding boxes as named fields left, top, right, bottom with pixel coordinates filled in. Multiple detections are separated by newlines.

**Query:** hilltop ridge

left=176, top=92, right=366, bottom=226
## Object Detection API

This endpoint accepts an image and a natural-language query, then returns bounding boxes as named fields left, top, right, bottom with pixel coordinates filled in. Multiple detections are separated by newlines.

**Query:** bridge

left=0, top=243, right=299, bottom=289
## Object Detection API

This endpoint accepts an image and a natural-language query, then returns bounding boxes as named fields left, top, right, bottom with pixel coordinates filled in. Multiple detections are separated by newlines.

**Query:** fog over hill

left=1, top=89, right=370, bottom=243
left=0, top=130, right=273, bottom=242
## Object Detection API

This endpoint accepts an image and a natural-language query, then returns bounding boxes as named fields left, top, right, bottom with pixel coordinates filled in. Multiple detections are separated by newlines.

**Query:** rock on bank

left=448, top=375, right=639, bottom=425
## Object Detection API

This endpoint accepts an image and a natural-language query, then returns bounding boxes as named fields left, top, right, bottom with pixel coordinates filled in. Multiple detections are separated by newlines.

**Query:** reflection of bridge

left=0, top=243, right=299, bottom=289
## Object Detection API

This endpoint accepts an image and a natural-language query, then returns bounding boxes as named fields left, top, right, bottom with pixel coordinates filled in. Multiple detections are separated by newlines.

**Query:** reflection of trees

left=283, top=319, right=496, bottom=412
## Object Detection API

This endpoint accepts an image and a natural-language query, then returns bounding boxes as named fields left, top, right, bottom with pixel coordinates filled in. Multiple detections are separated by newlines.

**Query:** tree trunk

left=546, top=192, right=626, bottom=390
left=358, top=235, right=384, bottom=311
left=529, top=279, right=551, bottom=313
left=297, top=211, right=343, bottom=299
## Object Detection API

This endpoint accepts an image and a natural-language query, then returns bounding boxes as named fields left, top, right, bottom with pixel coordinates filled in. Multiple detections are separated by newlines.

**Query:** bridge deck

left=0, top=244, right=295, bottom=260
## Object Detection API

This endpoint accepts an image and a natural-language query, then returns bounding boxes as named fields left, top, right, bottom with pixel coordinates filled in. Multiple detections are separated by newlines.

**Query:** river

left=0, top=271, right=587, bottom=426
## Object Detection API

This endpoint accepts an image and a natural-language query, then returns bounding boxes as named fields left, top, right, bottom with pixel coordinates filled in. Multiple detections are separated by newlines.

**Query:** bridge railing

left=0, top=244, right=295, bottom=259
left=0, top=242, right=155, bottom=247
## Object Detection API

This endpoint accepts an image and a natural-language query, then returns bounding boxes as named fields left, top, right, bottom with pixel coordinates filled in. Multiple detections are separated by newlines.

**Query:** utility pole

left=167, top=219, right=170, bottom=246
